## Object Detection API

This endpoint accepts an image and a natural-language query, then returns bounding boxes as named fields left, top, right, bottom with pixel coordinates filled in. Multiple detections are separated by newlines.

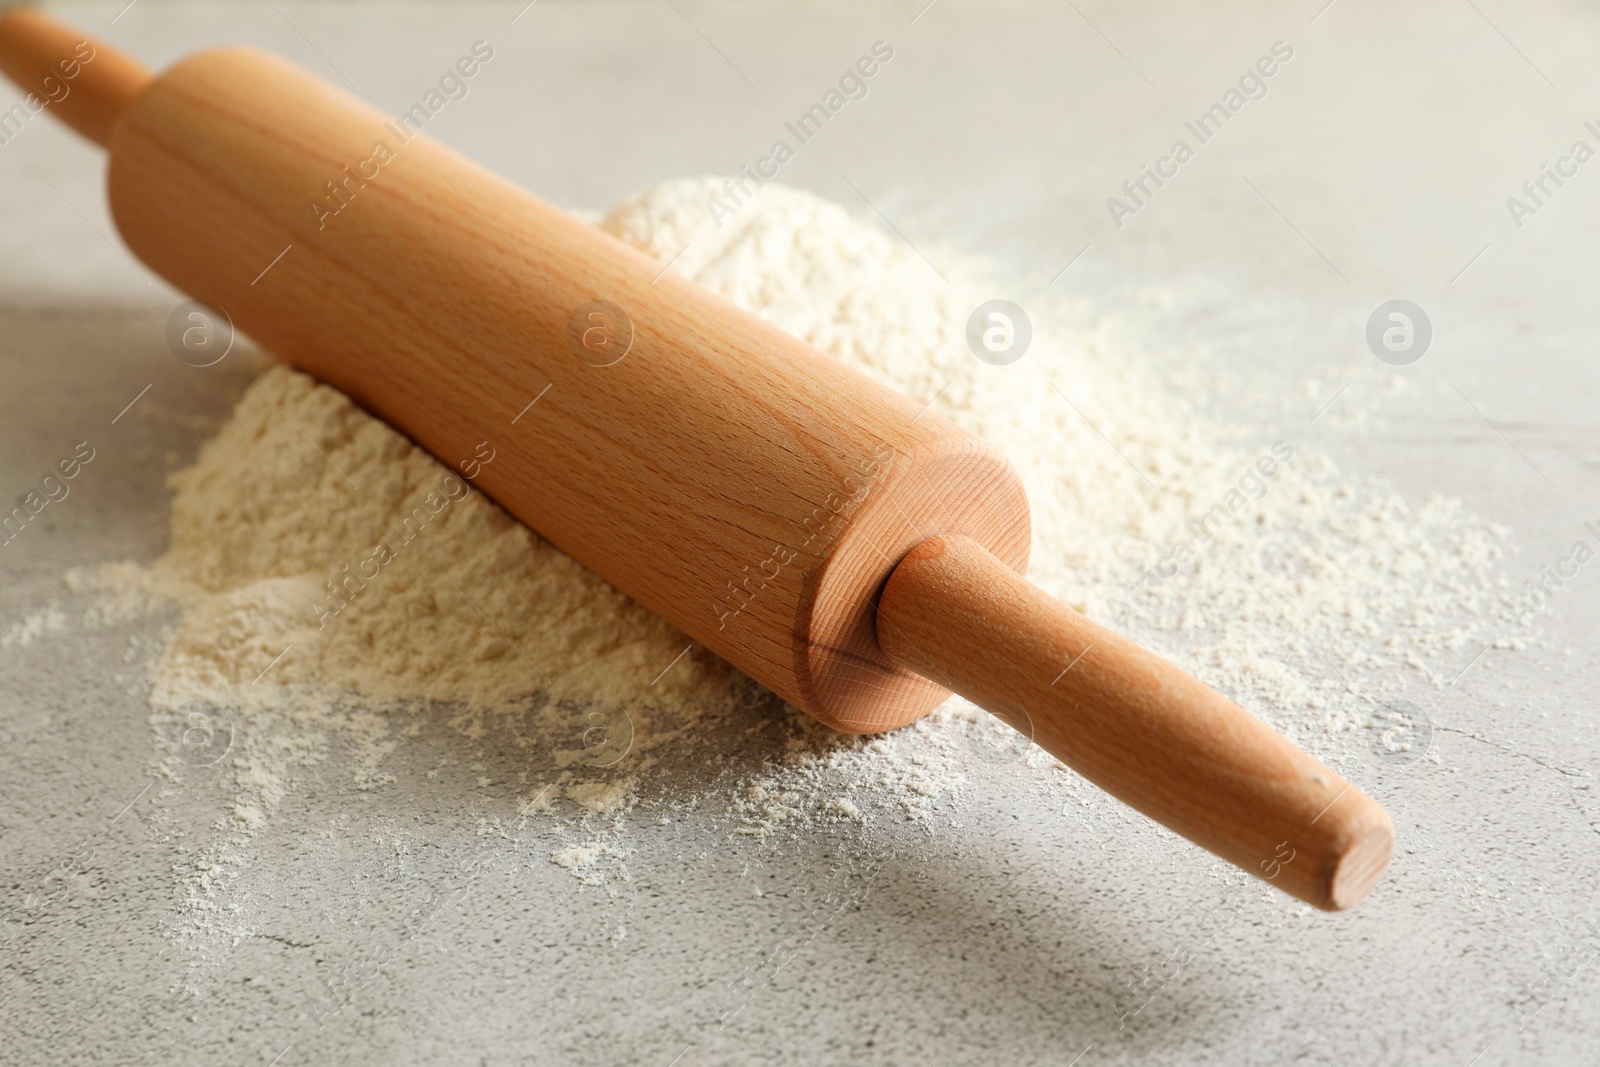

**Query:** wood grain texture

left=877, top=535, right=1394, bottom=910
left=102, top=46, right=1030, bottom=732
left=0, top=12, right=1396, bottom=906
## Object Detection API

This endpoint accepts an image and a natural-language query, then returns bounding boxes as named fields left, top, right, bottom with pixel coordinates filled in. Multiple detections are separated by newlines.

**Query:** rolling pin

left=0, top=8, right=1393, bottom=910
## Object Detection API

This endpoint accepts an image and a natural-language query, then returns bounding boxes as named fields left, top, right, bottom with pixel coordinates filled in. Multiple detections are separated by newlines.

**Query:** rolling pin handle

left=877, top=534, right=1394, bottom=911
left=0, top=7, right=151, bottom=147
left=0, top=6, right=1396, bottom=912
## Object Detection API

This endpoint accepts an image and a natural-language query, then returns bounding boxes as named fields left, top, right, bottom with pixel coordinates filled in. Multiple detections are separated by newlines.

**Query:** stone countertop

left=1, top=2, right=1597, bottom=1065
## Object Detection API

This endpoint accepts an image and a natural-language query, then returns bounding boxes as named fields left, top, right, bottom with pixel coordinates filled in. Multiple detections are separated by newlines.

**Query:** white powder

left=116, top=369, right=726, bottom=715
left=0, top=603, right=68, bottom=648
left=601, top=180, right=1514, bottom=724
left=48, top=177, right=1517, bottom=961
left=548, top=840, right=631, bottom=888
left=567, top=778, right=638, bottom=817
left=549, top=843, right=601, bottom=872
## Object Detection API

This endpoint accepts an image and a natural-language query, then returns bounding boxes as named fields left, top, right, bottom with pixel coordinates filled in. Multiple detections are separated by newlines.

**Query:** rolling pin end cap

left=1319, top=805, right=1395, bottom=911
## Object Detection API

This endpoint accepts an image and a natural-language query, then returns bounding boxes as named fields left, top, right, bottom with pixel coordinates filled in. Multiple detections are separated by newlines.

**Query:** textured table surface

left=2, top=2, right=1598, bottom=1064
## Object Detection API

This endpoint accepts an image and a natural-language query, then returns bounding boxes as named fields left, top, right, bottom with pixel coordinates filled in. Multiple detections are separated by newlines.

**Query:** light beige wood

left=878, top=535, right=1394, bottom=910
left=0, top=13, right=1395, bottom=907
left=0, top=8, right=150, bottom=147
left=103, top=41, right=1031, bottom=734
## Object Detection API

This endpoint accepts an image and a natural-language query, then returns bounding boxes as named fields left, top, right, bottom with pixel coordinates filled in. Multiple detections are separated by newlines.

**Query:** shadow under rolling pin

left=0, top=8, right=1393, bottom=910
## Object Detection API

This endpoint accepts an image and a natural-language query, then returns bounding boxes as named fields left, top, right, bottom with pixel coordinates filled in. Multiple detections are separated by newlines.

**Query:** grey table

left=2, top=2, right=1598, bottom=1064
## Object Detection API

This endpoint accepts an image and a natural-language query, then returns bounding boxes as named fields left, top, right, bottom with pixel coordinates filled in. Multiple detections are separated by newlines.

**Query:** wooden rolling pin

left=0, top=9, right=1393, bottom=910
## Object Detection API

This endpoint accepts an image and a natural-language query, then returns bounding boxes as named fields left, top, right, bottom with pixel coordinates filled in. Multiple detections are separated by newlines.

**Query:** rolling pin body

left=106, top=45, right=1031, bottom=733
left=0, top=10, right=1394, bottom=910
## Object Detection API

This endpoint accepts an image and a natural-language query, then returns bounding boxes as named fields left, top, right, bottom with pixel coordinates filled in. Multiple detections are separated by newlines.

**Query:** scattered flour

left=0, top=603, right=68, bottom=648
left=549, top=841, right=632, bottom=888
left=549, top=843, right=601, bottom=872
left=600, top=179, right=1516, bottom=742
left=567, top=778, right=638, bottom=817
left=30, top=177, right=1519, bottom=969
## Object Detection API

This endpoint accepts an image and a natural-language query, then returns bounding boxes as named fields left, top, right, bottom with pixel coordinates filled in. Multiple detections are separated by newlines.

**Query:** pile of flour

left=48, top=177, right=1516, bottom=955
left=601, top=180, right=1515, bottom=736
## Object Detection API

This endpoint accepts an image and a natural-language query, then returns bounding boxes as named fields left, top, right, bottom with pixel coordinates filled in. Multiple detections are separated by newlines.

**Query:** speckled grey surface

left=2, top=2, right=1599, bottom=1064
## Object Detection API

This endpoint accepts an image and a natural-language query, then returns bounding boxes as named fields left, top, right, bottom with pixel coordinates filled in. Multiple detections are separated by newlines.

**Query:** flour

left=0, top=603, right=67, bottom=648
left=549, top=841, right=631, bottom=888
left=602, top=178, right=1514, bottom=737
left=48, top=177, right=1517, bottom=963
left=567, top=778, right=638, bottom=817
